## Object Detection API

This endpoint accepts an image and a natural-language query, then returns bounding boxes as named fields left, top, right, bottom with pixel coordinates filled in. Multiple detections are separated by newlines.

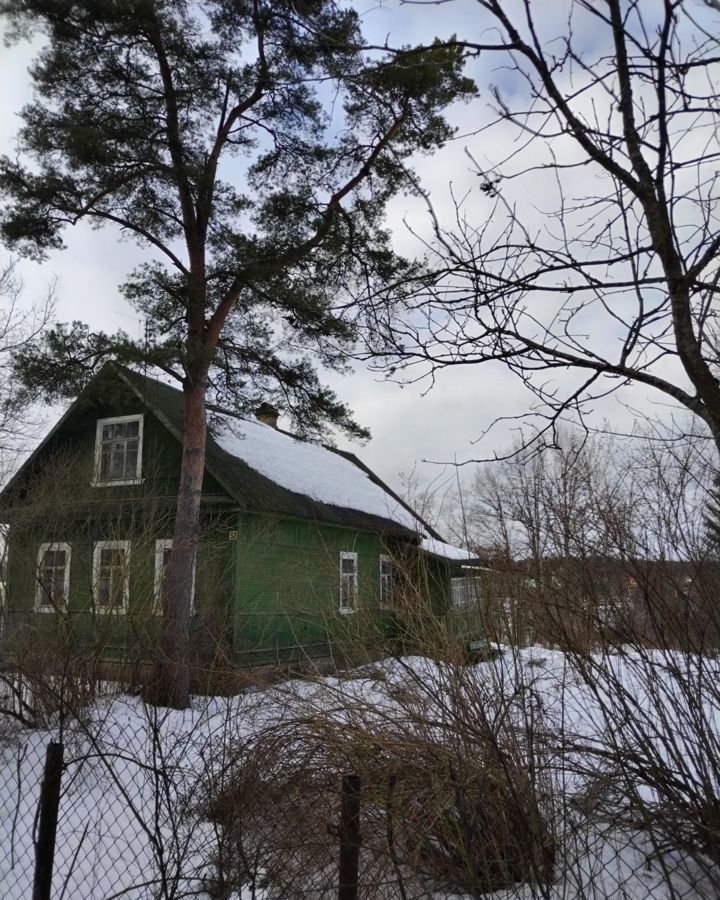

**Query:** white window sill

left=91, top=477, right=144, bottom=488
left=338, top=606, right=357, bottom=616
left=93, top=607, right=128, bottom=616
left=34, top=605, right=66, bottom=614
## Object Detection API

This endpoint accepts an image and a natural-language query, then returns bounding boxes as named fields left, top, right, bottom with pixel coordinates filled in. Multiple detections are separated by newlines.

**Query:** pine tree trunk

left=155, top=372, right=208, bottom=709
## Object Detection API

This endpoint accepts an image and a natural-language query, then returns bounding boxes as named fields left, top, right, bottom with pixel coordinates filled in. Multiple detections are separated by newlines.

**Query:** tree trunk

left=155, top=371, right=208, bottom=709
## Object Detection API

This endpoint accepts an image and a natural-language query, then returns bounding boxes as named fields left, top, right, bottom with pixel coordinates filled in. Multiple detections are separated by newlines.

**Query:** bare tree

left=466, top=431, right=616, bottom=561
left=464, top=420, right=716, bottom=645
left=0, top=259, right=53, bottom=481
left=397, top=463, right=462, bottom=534
left=380, top=0, right=720, bottom=457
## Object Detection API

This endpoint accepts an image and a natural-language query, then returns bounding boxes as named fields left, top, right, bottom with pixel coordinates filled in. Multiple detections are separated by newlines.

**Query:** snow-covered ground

left=1, top=648, right=718, bottom=899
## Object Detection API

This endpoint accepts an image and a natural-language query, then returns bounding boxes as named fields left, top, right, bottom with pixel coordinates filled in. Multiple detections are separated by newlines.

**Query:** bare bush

left=459, top=427, right=720, bottom=895
left=198, top=595, right=557, bottom=899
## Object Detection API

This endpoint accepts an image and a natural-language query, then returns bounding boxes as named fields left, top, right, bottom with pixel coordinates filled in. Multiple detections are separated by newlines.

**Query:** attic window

left=93, top=415, right=144, bottom=485
left=339, top=551, right=358, bottom=613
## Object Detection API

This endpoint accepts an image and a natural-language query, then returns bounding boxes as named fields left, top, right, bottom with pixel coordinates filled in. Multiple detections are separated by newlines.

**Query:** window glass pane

left=96, top=546, right=127, bottom=610
left=125, top=444, right=138, bottom=475
left=97, top=418, right=141, bottom=481
left=110, top=574, right=125, bottom=607
left=97, top=578, right=110, bottom=607
left=100, top=445, right=112, bottom=478
left=155, top=544, right=197, bottom=614
left=341, top=579, right=354, bottom=607
left=39, top=548, right=67, bottom=607
left=340, top=554, right=357, bottom=609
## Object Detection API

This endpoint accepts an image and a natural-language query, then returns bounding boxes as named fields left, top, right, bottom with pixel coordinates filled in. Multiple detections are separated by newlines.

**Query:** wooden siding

left=4, top=511, right=236, bottom=663
left=1, top=373, right=464, bottom=669
left=232, top=515, right=392, bottom=664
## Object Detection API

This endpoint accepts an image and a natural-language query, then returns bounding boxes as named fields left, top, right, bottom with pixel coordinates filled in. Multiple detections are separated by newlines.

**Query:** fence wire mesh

left=1, top=646, right=719, bottom=900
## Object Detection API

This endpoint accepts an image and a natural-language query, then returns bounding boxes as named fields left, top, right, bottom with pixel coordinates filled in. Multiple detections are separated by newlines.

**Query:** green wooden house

left=0, top=363, right=477, bottom=670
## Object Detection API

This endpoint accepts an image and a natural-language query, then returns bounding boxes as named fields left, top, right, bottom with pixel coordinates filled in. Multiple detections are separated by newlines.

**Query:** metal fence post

left=338, top=773, right=361, bottom=900
left=33, top=741, right=64, bottom=900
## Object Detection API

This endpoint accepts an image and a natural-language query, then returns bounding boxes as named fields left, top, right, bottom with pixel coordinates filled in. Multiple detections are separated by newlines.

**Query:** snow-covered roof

left=2, top=362, right=451, bottom=543
left=214, top=419, right=480, bottom=558
left=213, top=416, right=424, bottom=533
left=420, top=536, right=480, bottom=563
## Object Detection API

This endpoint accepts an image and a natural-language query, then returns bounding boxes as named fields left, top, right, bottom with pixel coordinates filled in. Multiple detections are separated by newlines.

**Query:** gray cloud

left=1, top=2, right=705, bottom=511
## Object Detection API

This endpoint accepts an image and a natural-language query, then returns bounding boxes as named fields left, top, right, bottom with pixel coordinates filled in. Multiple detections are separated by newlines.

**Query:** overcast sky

left=1, top=0, right=712, bottom=511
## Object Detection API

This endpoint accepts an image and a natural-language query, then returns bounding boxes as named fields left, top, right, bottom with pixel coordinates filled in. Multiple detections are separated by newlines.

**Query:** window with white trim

left=93, top=415, right=143, bottom=485
left=451, top=575, right=483, bottom=610
left=154, top=539, right=196, bottom=614
left=93, top=541, right=130, bottom=614
left=339, top=551, right=358, bottom=613
left=379, top=554, right=393, bottom=609
left=35, top=543, right=71, bottom=612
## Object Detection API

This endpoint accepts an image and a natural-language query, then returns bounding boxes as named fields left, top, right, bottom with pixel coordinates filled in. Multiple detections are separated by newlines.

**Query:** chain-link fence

left=1, top=644, right=719, bottom=900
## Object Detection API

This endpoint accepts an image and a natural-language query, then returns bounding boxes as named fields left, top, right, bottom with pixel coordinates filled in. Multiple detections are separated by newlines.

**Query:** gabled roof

left=4, top=362, right=445, bottom=541
left=118, top=365, right=440, bottom=539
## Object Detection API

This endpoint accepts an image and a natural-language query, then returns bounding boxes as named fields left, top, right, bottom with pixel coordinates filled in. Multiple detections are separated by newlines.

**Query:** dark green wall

left=2, top=380, right=228, bottom=512
left=6, top=503, right=457, bottom=668
left=2, top=378, right=459, bottom=668
left=2, top=382, right=234, bottom=663
left=231, top=513, right=402, bottom=664
left=5, top=509, right=236, bottom=661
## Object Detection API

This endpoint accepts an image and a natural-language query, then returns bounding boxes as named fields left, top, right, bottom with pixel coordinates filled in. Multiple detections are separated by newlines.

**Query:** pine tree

left=0, top=0, right=475, bottom=706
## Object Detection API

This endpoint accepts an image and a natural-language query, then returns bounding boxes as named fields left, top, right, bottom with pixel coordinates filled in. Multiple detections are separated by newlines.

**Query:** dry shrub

left=568, top=644, right=720, bottom=885
left=199, top=729, right=344, bottom=899
left=198, top=654, right=556, bottom=899
left=0, top=623, right=105, bottom=727
left=391, top=746, right=555, bottom=895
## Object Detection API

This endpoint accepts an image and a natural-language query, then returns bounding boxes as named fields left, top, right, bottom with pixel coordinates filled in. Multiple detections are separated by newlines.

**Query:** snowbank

left=2, top=648, right=718, bottom=898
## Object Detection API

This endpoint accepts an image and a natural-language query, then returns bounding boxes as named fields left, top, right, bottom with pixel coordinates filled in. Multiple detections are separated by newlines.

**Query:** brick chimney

left=255, top=402, right=279, bottom=429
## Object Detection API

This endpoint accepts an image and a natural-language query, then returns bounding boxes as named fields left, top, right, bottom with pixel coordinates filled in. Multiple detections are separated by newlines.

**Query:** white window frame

left=154, top=539, right=196, bottom=615
left=92, top=540, right=131, bottom=615
left=452, top=575, right=483, bottom=610
left=339, top=551, right=358, bottom=614
left=92, top=414, right=144, bottom=486
left=379, top=554, right=393, bottom=609
left=35, top=542, right=71, bottom=613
